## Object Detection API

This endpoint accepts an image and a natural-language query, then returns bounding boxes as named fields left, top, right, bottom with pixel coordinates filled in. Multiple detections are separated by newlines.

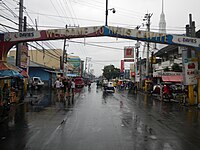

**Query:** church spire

left=159, top=0, right=166, bottom=33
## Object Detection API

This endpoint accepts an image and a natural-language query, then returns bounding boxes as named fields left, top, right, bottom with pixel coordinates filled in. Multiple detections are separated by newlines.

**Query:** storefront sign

left=182, top=49, right=198, bottom=85
left=153, top=71, right=182, bottom=77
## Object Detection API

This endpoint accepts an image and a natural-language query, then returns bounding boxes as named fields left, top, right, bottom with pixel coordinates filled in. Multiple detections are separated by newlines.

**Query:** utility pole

left=185, top=14, right=196, bottom=105
left=143, top=13, right=153, bottom=92
left=62, top=39, right=66, bottom=76
left=144, top=13, right=153, bottom=79
left=135, top=40, right=140, bottom=83
left=63, top=25, right=68, bottom=77
left=16, top=0, right=24, bottom=67
left=150, top=51, right=154, bottom=77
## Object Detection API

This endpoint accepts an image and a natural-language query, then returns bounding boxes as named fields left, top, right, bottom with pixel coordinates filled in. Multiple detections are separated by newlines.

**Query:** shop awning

left=162, top=75, right=183, bottom=82
left=0, top=61, right=23, bottom=78
left=0, top=61, right=18, bottom=71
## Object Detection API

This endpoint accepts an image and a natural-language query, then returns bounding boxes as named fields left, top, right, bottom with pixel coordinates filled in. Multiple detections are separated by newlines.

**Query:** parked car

left=32, top=77, right=44, bottom=90
left=74, top=77, right=84, bottom=88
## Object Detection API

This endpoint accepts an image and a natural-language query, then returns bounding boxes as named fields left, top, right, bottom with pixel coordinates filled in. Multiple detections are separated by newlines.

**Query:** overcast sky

left=1, top=0, right=200, bottom=76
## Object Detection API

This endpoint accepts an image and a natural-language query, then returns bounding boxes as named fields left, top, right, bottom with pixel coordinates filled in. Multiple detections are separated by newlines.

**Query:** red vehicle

left=74, top=77, right=84, bottom=88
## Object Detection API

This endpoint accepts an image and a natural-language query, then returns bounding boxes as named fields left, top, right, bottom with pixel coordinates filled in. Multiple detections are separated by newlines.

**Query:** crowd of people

left=54, top=77, right=75, bottom=106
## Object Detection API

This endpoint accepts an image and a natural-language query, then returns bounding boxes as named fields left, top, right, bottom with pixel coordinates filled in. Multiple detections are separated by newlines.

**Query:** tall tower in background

left=159, top=0, right=166, bottom=34
left=156, top=0, right=166, bottom=52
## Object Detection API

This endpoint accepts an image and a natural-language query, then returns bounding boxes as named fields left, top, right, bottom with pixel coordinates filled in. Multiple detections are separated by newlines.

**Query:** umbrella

left=0, top=61, right=24, bottom=78
left=0, top=69, right=23, bottom=78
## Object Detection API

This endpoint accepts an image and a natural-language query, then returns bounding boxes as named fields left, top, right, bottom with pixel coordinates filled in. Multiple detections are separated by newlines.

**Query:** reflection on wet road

left=1, top=84, right=200, bottom=150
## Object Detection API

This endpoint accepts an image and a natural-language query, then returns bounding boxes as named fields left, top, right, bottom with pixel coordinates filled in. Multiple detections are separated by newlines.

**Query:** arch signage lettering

left=1, top=26, right=200, bottom=61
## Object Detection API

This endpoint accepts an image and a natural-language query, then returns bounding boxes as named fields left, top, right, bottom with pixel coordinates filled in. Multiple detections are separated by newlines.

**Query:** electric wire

left=50, top=0, right=66, bottom=24
left=56, top=0, right=72, bottom=25
left=0, top=0, right=18, bottom=18
left=0, top=0, right=194, bottom=33
left=28, top=43, right=60, bottom=61
left=69, top=40, right=123, bottom=51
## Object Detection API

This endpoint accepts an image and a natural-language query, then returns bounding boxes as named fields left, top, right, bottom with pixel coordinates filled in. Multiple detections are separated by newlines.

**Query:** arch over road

left=0, top=25, right=200, bottom=61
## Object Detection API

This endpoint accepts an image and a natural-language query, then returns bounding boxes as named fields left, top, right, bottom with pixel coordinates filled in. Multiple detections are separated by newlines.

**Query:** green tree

left=102, top=65, right=120, bottom=80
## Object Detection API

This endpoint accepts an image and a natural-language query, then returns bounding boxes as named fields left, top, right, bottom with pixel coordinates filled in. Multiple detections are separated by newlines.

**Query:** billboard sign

left=182, top=48, right=198, bottom=85
left=124, top=46, right=134, bottom=58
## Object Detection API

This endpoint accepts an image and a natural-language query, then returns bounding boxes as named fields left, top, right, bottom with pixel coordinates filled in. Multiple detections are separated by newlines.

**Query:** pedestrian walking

left=54, top=78, right=63, bottom=102
left=133, top=83, right=137, bottom=94
left=60, top=79, right=66, bottom=103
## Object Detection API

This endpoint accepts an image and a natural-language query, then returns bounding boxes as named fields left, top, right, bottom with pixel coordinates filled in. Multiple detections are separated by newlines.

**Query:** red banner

left=120, top=60, right=124, bottom=72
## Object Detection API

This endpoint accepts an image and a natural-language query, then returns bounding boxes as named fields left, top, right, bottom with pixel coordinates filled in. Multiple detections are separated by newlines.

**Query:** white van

left=32, top=77, right=44, bottom=89
left=105, top=82, right=115, bottom=93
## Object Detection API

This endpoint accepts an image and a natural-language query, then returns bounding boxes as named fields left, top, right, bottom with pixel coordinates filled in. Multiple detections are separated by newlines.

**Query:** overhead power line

left=69, top=40, right=123, bottom=51
left=0, top=14, right=18, bottom=25
left=28, top=43, right=60, bottom=61
left=0, top=23, right=18, bottom=31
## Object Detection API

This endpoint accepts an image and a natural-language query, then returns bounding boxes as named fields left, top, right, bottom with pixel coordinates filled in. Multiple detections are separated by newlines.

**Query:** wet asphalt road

left=1, top=83, right=200, bottom=150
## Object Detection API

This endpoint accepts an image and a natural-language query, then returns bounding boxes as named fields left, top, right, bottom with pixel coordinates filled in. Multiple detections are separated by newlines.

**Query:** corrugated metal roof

left=154, top=45, right=178, bottom=57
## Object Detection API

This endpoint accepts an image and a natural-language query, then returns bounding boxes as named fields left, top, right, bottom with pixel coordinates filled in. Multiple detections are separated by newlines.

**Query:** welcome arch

left=0, top=25, right=200, bottom=61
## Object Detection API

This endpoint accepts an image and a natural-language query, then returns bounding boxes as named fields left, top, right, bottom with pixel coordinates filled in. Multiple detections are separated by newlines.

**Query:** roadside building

left=67, top=55, right=82, bottom=76
left=7, top=56, right=57, bottom=88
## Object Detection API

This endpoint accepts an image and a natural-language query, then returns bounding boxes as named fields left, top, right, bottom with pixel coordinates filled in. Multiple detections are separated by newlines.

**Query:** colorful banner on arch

left=2, top=26, right=200, bottom=51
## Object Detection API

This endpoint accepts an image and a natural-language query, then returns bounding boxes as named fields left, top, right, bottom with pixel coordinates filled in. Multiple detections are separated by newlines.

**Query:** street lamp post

left=105, top=0, right=116, bottom=26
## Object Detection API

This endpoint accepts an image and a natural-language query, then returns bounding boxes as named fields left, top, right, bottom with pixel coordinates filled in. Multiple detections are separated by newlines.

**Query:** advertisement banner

left=182, top=48, right=198, bottom=85
left=20, top=44, right=28, bottom=69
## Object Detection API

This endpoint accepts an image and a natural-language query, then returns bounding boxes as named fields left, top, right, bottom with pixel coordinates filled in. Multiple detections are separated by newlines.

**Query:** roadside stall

left=0, top=76, right=12, bottom=122
left=0, top=61, right=24, bottom=103
left=161, top=75, right=184, bottom=102
left=0, top=61, right=28, bottom=122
